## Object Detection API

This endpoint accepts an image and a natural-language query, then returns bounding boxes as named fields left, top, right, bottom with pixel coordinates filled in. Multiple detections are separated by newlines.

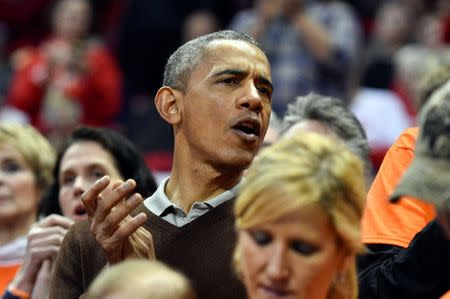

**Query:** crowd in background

left=0, top=0, right=449, bottom=175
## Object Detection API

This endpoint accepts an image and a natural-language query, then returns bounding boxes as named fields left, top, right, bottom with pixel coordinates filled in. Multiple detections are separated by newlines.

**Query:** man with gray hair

left=50, top=30, right=273, bottom=299
left=280, top=92, right=371, bottom=175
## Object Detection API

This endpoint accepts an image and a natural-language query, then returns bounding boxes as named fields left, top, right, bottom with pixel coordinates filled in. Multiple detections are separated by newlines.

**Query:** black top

left=358, top=219, right=450, bottom=298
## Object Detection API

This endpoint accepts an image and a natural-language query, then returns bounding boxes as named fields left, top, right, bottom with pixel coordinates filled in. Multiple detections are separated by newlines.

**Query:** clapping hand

left=81, top=176, right=155, bottom=264
left=10, top=215, right=74, bottom=297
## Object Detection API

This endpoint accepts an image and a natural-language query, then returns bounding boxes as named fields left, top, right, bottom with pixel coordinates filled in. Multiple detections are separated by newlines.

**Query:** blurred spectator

left=363, top=1, right=412, bottom=90
left=417, top=13, right=446, bottom=51
left=417, top=63, right=450, bottom=111
left=392, top=11, right=450, bottom=113
left=182, top=10, right=219, bottom=43
left=281, top=92, right=372, bottom=180
left=0, top=0, right=53, bottom=52
left=351, top=60, right=413, bottom=171
left=393, top=45, right=441, bottom=115
left=3, top=126, right=157, bottom=299
left=6, top=0, right=122, bottom=147
left=85, top=260, right=196, bottom=299
left=0, top=123, right=55, bottom=295
left=230, top=0, right=361, bottom=115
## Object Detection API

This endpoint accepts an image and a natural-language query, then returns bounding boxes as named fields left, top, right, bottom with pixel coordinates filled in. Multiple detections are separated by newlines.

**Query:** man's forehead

left=206, top=39, right=266, bottom=59
left=203, top=40, right=270, bottom=75
left=207, top=38, right=257, bottom=49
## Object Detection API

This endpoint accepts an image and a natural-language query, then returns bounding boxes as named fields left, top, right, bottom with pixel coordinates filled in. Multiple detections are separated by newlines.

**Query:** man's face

left=177, top=39, right=272, bottom=171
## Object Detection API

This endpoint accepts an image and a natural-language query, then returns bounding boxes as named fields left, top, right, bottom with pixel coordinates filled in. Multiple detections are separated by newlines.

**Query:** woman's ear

left=154, top=86, right=182, bottom=125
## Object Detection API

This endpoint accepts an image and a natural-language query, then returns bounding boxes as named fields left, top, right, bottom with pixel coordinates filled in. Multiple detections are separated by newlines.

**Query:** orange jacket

left=362, top=127, right=450, bottom=298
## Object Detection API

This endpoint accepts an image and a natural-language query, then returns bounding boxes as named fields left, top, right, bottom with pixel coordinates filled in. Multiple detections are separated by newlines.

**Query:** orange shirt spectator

left=359, top=127, right=450, bottom=298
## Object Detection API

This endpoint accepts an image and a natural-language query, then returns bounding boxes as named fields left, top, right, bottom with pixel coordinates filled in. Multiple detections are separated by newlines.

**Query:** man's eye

left=249, top=230, right=272, bottom=246
left=257, top=85, right=272, bottom=97
left=220, top=78, right=239, bottom=84
left=291, top=240, right=318, bottom=256
left=258, top=86, right=268, bottom=94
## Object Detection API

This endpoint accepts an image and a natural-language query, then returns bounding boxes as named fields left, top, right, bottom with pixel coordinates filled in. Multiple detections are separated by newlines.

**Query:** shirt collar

left=144, top=177, right=172, bottom=216
left=144, top=177, right=241, bottom=216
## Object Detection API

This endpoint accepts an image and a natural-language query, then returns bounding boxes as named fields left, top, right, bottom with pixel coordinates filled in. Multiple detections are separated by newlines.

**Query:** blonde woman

left=0, top=124, right=58, bottom=296
left=235, top=132, right=366, bottom=299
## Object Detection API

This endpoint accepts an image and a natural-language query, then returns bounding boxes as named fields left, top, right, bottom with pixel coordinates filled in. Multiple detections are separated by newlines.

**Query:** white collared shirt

left=144, top=177, right=240, bottom=227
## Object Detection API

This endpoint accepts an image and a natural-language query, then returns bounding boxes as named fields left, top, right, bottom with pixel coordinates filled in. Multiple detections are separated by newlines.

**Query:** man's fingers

left=100, top=213, right=147, bottom=264
left=95, top=193, right=143, bottom=237
left=110, top=213, right=147, bottom=242
left=112, top=180, right=123, bottom=191
left=81, top=175, right=110, bottom=216
left=95, top=179, right=137, bottom=223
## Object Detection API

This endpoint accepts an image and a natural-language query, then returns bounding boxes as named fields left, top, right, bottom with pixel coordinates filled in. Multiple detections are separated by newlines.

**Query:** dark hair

left=163, top=30, right=261, bottom=92
left=39, top=127, right=157, bottom=216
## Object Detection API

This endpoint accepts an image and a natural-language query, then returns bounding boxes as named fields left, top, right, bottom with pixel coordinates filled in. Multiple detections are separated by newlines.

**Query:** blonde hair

left=235, top=132, right=366, bottom=299
left=85, top=259, right=196, bottom=299
left=0, top=123, right=55, bottom=191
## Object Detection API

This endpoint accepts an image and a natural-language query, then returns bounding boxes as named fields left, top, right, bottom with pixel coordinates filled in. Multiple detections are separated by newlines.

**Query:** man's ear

left=154, top=86, right=182, bottom=125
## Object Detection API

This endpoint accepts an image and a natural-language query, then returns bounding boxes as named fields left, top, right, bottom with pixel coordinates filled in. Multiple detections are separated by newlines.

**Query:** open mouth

left=232, top=118, right=261, bottom=137
left=74, top=204, right=86, bottom=217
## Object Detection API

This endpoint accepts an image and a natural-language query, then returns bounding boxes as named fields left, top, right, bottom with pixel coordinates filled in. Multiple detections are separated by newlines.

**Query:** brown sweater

left=49, top=199, right=246, bottom=299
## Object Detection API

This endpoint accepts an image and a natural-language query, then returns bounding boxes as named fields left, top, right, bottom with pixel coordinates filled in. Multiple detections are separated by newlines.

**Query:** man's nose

left=266, top=244, right=290, bottom=281
left=237, top=82, right=263, bottom=113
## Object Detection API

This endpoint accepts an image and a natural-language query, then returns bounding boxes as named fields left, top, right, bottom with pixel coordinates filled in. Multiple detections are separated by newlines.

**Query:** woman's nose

left=266, top=244, right=290, bottom=281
